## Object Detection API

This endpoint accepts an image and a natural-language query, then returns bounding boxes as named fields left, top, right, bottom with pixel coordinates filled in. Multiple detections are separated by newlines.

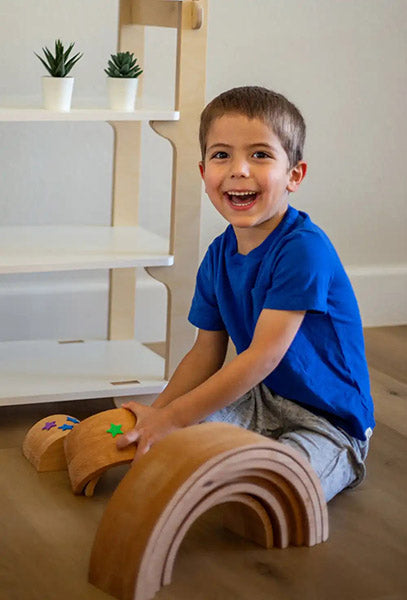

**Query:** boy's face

left=199, top=114, right=306, bottom=240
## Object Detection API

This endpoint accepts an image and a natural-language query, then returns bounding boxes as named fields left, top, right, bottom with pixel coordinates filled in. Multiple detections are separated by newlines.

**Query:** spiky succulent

left=104, top=52, right=143, bottom=78
left=35, top=39, right=83, bottom=77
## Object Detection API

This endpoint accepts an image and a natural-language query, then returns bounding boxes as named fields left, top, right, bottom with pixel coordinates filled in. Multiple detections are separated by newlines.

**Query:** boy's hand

left=116, top=401, right=178, bottom=461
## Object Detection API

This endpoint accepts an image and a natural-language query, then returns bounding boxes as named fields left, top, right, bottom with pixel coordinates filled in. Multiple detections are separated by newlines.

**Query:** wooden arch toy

left=22, top=408, right=137, bottom=497
left=23, top=414, right=80, bottom=472
left=64, top=407, right=137, bottom=496
left=89, top=422, right=328, bottom=600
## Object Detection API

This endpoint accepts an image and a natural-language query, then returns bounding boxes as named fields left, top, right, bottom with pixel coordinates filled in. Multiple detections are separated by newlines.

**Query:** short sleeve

left=188, top=249, right=226, bottom=330
left=264, top=232, right=333, bottom=313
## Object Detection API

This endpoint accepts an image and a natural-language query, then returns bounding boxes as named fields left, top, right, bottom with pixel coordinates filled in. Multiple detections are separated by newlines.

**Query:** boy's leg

left=204, top=384, right=369, bottom=503
left=278, top=429, right=368, bottom=502
left=273, top=396, right=369, bottom=503
left=203, top=384, right=285, bottom=437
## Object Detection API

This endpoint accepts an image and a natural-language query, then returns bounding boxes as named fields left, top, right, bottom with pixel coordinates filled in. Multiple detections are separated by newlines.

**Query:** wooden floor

left=0, top=326, right=406, bottom=600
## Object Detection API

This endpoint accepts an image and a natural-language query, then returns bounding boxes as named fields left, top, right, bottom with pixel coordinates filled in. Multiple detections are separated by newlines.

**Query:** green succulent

left=104, top=52, right=143, bottom=79
left=35, top=39, right=83, bottom=77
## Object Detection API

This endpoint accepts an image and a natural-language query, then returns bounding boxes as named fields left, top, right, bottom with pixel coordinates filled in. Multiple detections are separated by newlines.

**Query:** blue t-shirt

left=188, top=206, right=375, bottom=441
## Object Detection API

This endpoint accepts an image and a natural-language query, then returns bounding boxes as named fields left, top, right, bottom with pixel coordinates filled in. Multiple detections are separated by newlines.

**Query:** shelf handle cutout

left=191, top=0, right=203, bottom=30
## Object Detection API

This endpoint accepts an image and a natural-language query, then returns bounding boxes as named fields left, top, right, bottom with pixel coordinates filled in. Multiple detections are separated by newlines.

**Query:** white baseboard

left=346, top=264, right=407, bottom=327
left=0, top=265, right=405, bottom=342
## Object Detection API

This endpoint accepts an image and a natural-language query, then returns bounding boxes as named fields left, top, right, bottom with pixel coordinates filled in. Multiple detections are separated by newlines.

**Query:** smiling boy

left=199, top=111, right=305, bottom=254
left=118, top=87, right=375, bottom=502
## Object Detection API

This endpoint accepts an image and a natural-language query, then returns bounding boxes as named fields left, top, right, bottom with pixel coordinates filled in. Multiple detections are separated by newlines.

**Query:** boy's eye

left=211, top=151, right=228, bottom=159
left=252, top=151, right=271, bottom=159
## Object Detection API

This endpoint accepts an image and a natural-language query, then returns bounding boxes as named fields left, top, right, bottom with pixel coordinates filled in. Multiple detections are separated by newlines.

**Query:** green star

left=106, top=423, right=124, bottom=438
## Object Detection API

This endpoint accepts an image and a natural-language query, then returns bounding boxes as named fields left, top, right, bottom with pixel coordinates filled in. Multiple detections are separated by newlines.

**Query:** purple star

left=42, top=421, right=56, bottom=431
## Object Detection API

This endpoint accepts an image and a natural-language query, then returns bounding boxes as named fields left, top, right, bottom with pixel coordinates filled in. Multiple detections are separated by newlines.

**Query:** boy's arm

left=166, top=308, right=305, bottom=427
left=118, top=309, right=304, bottom=458
left=152, top=328, right=229, bottom=408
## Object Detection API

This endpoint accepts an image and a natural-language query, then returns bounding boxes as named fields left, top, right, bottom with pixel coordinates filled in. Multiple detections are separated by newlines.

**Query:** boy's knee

left=278, top=431, right=364, bottom=502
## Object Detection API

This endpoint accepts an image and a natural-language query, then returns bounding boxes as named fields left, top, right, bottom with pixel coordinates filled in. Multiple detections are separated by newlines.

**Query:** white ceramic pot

left=107, top=77, right=138, bottom=111
left=42, top=76, right=74, bottom=111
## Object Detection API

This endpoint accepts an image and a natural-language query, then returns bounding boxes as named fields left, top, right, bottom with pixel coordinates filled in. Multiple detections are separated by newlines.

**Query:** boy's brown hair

left=199, top=86, right=306, bottom=169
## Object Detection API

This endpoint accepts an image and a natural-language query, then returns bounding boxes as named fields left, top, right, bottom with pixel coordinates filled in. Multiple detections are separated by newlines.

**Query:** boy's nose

left=230, top=158, right=250, bottom=178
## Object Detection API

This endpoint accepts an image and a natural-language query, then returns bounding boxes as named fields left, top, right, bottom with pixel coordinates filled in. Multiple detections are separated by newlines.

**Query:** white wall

left=201, top=0, right=407, bottom=326
left=0, top=0, right=405, bottom=344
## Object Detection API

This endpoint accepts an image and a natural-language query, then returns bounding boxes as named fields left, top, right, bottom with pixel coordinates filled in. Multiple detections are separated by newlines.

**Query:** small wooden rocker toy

left=23, top=413, right=81, bottom=472
left=89, top=422, right=329, bottom=600
left=23, top=408, right=137, bottom=496
left=64, top=407, right=137, bottom=496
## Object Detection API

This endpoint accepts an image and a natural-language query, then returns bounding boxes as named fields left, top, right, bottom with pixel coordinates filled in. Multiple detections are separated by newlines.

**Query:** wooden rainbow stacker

left=23, top=411, right=328, bottom=600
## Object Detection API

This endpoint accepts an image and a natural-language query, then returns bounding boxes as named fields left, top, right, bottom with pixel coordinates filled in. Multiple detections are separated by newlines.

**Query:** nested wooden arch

left=89, top=422, right=328, bottom=600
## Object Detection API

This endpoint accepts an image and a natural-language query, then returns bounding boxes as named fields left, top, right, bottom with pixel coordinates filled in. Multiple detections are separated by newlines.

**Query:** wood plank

left=0, top=339, right=165, bottom=405
left=108, top=17, right=145, bottom=342
left=147, top=0, right=208, bottom=379
left=369, top=367, right=407, bottom=436
left=0, top=108, right=179, bottom=121
left=0, top=226, right=173, bottom=274
left=0, top=447, right=126, bottom=600
left=364, top=325, right=407, bottom=384
left=130, top=0, right=179, bottom=28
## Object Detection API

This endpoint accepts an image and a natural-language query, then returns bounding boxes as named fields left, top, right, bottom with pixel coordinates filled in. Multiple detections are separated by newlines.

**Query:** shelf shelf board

left=0, top=107, right=180, bottom=122
left=0, top=225, right=173, bottom=274
left=0, top=339, right=166, bottom=406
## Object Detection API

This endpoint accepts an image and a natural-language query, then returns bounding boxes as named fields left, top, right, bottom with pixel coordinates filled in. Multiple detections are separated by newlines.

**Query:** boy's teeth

left=228, top=191, right=256, bottom=196
left=227, top=191, right=257, bottom=206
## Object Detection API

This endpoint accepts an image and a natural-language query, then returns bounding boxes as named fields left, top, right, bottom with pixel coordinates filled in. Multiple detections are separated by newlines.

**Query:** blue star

left=58, top=424, right=74, bottom=431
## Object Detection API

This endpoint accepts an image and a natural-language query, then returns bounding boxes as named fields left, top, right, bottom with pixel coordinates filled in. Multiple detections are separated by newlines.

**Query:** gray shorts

left=203, top=383, right=370, bottom=502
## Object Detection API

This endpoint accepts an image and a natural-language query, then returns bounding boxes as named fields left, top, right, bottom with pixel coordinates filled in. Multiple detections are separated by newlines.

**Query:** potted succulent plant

left=35, top=39, right=83, bottom=111
left=104, top=51, right=143, bottom=111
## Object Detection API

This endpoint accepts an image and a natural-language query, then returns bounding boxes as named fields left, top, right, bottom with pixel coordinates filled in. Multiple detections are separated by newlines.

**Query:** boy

left=118, top=86, right=375, bottom=502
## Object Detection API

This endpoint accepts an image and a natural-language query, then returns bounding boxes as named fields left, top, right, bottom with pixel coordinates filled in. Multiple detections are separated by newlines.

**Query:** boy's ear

left=198, top=161, right=205, bottom=179
left=287, top=161, right=307, bottom=193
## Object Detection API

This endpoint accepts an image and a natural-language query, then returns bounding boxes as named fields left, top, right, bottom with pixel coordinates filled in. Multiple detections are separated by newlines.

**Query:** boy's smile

left=224, top=190, right=259, bottom=210
left=199, top=114, right=306, bottom=254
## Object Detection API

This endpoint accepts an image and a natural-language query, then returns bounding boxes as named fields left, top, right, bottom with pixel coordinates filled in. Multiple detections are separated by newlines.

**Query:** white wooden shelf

left=0, top=339, right=166, bottom=405
left=0, top=226, right=173, bottom=274
left=0, top=108, right=179, bottom=122
left=0, top=0, right=207, bottom=408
